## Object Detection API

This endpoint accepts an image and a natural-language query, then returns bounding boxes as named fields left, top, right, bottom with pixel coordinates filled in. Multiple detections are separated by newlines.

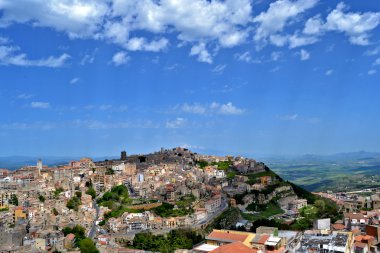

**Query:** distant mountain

left=259, top=151, right=380, bottom=192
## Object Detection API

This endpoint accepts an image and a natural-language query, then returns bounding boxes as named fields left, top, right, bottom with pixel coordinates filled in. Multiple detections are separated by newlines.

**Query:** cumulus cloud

left=0, top=0, right=253, bottom=61
left=31, top=101, right=50, bottom=109
left=1, top=0, right=377, bottom=62
left=166, top=117, right=187, bottom=129
left=303, top=2, right=380, bottom=46
left=176, top=102, right=244, bottom=115
left=298, top=49, right=310, bottom=60
left=190, top=43, right=212, bottom=64
left=112, top=51, right=130, bottom=66
left=0, top=0, right=108, bottom=38
left=253, top=0, right=318, bottom=46
left=0, top=45, right=70, bottom=67
left=124, top=37, right=169, bottom=52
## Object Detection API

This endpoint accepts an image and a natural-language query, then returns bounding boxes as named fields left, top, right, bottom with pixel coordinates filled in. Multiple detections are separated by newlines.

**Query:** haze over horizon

left=1, top=0, right=380, bottom=157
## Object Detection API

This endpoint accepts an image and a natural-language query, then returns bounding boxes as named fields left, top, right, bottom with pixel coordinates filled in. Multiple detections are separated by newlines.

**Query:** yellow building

left=14, top=206, right=27, bottom=223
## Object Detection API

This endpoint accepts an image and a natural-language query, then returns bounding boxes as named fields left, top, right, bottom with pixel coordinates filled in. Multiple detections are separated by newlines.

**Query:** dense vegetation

left=244, top=200, right=284, bottom=221
left=9, top=195, right=18, bottom=206
left=38, top=195, right=45, bottom=202
left=86, top=187, right=96, bottom=199
left=66, top=196, right=82, bottom=211
left=98, top=185, right=135, bottom=219
left=53, top=187, right=64, bottom=199
left=196, top=160, right=232, bottom=170
left=153, top=202, right=193, bottom=218
left=207, top=207, right=241, bottom=231
left=62, top=225, right=99, bottom=252
left=132, top=229, right=203, bottom=253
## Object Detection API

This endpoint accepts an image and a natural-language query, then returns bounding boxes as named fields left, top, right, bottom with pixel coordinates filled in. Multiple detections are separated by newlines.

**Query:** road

left=88, top=198, right=100, bottom=239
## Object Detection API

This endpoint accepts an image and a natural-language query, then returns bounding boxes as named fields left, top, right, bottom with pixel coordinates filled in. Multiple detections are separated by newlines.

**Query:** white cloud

left=288, top=33, right=318, bottom=48
left=176, top=102, right=245, bottom=115
left=325, top=69, right=334, bottom=75
left=373, top=58, right=380, bottom=66
left=365, top=46, right=380, bottom=56
left=303, top=15, right=324, bottom=35
left=298, top=49, right=310, bottom=60
left=80, top=48, right=98, bottom=65
left=368, top=69, right=377, bottom=75
left=211, top=64, right=226, bottom=74
left=253, top=0, right=318, bottom=46
left=166, top=117, right=187, bottom=129
left=0, top=121, right=55, bottom=130
left=235, top=51, right=251, bottom=62
left=303, top=2, right=380, bottom=46
left=124, top=37, right=169, bottom=52
left=0, top=0, right=109, bottom=38
left=0, top=36, right=9, bottom=44
left=269, top=66, right=280, bottom=73
left=112, top=51, right=130, bottom=66
left=31, top=101, right=50, bottom=109
left=17, top=93, right=34, bottom=99
left=0, top=45, right=70, bottom=67
left=70, top=77, right=80, bottom=84
left=0, top=0, right=253, bottom=59
left=210, top=102, right=244, bottom=115
left=190, top=43, right=212, bottom=64
left=278, top=113, right=298, bottom=120
left=180, top=104, right=207, bottom=115
left=271, top=51, right=282, bottom=61
left=325, top=3, right=380, bottom=46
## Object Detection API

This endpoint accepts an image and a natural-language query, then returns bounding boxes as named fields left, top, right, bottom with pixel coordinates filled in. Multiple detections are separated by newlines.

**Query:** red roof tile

left=207, top=231, right=248, bottom=243
left=209, top=242, right=257, bottom=253
left=66, top=233, right=75, bottom=241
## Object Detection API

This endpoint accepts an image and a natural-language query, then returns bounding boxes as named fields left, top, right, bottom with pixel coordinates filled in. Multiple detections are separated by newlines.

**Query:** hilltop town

left=1, top=147, right=380, bottom=253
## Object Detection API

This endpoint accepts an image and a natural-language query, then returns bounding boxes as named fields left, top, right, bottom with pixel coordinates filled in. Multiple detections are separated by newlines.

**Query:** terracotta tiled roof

left=332, top=223, right=346, bottom=230
left=258, top=234, right=270, bottom=244
left=209, top=242, right=257, bottom=253
left=66, top=233, right=75, bottom=241
left=354, top=242, right=367, bottom=249
left=207, top=231, right=248, bottom=243
left=355, top=235, right=375, bottom=242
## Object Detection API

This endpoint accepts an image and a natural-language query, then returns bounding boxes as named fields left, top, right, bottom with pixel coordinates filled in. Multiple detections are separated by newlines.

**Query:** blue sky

left=0, top=0, right=380, bottom=157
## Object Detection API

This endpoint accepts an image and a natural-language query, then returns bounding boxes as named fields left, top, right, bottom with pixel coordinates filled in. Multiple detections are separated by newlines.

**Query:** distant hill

left=259, top=151, right=380, bottom=192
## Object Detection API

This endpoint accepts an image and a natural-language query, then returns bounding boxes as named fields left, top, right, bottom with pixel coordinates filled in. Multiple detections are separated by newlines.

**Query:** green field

left=261, top=152, right=380, bottom=192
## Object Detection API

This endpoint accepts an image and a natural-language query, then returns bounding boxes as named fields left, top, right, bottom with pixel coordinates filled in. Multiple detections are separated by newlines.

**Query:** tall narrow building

left=37, top=159, right=42, bottom=175
left=121, top=150, right=127, bottom=160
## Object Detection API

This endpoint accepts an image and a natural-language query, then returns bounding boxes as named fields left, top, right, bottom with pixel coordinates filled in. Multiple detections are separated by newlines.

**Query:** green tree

left=66, top=196, right=81, bottom=211
left=314, top=199, right=326, bottom=213
left=75, top=191, right=82, bottom=198
left=38, top=195, right=46, bottom=202
left=86, top=187, right=96, bottom=199
left=79, top=238, right=99, bottom=253
left=10, top=195, right=18, bottom=206
left=105, top=168, right=114, bottom=175
left=54, top=188, right=64, bottom=199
